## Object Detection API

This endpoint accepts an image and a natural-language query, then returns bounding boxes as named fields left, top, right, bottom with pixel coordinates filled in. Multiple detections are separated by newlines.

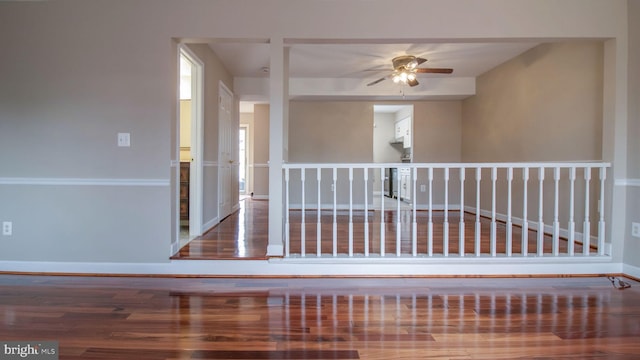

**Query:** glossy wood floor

left=0, top=275, right=638, bottom=359
left=173, top=199, right=591, bottom=260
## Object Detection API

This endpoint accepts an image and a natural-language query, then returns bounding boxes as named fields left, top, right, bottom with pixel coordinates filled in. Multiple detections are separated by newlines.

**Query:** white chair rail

left=282, top=162, right=611, bottom=260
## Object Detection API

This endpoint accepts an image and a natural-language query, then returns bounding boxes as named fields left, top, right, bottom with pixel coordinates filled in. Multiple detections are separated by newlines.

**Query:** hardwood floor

left=173, top=198, right=591, bottom=260
left=172, top=199, right=269, bottom=260
left=0, top=275, right=638, bottom=359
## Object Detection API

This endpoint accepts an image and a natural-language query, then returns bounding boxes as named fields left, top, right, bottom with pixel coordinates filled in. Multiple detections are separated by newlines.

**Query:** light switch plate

left=117, top=133, right=130, bottom=147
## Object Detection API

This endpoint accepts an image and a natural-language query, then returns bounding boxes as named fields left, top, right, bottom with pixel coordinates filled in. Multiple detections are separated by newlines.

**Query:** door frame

left=178, top=45, right=204, bottom=239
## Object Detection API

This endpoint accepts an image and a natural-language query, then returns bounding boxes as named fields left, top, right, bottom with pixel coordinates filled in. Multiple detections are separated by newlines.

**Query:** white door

left=218, top=82, right=235, bottom=219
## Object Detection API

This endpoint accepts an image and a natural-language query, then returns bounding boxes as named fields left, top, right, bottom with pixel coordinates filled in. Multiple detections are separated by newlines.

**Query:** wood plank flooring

left=173, top=199, right=591, bottom=260
left=0, top=275, right=638, bottom=359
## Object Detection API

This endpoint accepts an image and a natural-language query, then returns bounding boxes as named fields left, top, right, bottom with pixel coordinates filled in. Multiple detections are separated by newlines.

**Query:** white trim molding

left=203, top=161, right=218, bottom=167
left=0, top=177, right=170, bottom=186
left=251, top=163, right=269, bottom=168
left=615, top=178, right=640, bottom=187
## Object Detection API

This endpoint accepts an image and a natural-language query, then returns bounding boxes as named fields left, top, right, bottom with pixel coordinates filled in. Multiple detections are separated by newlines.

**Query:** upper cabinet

left=395, top=117, right=412, bottom=148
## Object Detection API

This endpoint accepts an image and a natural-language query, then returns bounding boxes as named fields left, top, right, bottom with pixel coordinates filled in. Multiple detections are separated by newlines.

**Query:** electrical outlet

left=420, top=184, right=426, bottom=192
left=2, top=221, right=12, bottom=236
left=632, top=222, right=640, bottom=238
left=117, top=132, right=130, bottom=147
left=331, top=184, right=335, bottom=192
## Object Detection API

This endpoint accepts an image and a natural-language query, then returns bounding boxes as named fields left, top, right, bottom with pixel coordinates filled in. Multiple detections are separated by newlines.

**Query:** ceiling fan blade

left=415, top=68, right=453, bottom=74
left=407, top=78, right=419, bottom=87
left=366, top=76, right=389, bottom=86
left=415, top=57, right=427, bottom=65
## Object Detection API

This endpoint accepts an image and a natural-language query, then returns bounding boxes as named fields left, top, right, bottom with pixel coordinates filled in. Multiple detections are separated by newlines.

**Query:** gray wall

left=253, top=104, right=270, bottom=198
left=625, top=0, right=640, bottom=268
left=461, top=42, right=604, bottom=232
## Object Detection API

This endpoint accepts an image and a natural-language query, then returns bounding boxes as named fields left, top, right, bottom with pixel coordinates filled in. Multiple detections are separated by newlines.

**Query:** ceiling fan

left=366, top=55, right=453, bottom=87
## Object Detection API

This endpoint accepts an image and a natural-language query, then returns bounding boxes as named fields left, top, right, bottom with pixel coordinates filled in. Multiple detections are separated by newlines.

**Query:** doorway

left=177, top=46, right=204, bottom=248
left=372, top=104, right=413, bottom=210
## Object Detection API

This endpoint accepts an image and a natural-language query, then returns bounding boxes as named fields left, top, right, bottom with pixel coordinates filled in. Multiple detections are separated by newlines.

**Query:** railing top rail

left=283, top=161, right=611, bottom=170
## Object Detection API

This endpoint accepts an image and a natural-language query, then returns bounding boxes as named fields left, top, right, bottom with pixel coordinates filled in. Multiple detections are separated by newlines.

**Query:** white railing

left=283, top=162, right=611, bottom=259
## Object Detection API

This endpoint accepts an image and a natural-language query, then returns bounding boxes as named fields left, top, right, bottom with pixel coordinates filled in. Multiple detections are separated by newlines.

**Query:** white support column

left=300, top=168, right=306, bottom=257
left=412, top=167, right=417, bottom=257
left=537, top=167, right=545, bottom=257
left=475, top=167, right=481, bottom=256
left=364, top=168, right=369, bottom=257
left=506, top=167, right=513, bottom=257
left=568, top=167, right=576, bottom=256
left=443, top=168, right=450, bottom=257
left=552, top=167, right=560, bottom=257
left=522, top=168, right=529, bottom=256
left=380, top=168, right=385, bottom=257
left=396, top=167, right=401, bottom=257
left=459, top=168, right=465, bottom=257
left=490, top=167, right=497, bottom=257
left=317, top=168, right=322, bottom=257
left=428, top=167, right=434, bottom=256
left=267, top=38, right=288, bottom=257
left=583, top=168, right=591, bottom=256
left=348, top=167, right=354, bottom=257
left=285, top=168, right=290, bottom=257
left=332, top=167, right=338, bottom=257
left=598, top=167, right=606, bottom=255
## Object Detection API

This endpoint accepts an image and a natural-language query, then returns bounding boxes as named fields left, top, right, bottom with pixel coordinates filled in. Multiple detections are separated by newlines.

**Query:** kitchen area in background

left=373, top=104, right=413, bottom=209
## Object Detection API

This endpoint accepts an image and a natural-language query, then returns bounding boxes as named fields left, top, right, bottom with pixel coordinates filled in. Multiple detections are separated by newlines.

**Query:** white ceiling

left=210, top=41, right=540, bottom=110
left=209, top=41, right=538, bottom=79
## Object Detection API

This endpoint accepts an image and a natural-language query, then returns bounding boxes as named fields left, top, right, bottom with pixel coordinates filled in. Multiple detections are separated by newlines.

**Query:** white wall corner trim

left=0, top=177, right=170, bottom=186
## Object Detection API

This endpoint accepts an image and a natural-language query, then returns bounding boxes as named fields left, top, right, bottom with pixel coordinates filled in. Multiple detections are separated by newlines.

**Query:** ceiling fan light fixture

left=392, top=74, right=401, bottom=83
left=407, top=73, right=416, bottom=81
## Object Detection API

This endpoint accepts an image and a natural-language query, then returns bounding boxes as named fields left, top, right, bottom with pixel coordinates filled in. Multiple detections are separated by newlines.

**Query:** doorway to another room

left=372, top=104, right=414, bottom=210
left=178, top=47, right=204, bottom=249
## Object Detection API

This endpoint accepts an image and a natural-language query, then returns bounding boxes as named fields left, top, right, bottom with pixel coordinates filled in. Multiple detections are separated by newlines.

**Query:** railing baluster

left=332, top=167, right=337, bottom=257
left=443, top=168, right=450, bottom=257
left=537, top=167, right=545, bottom=257
left=412, top=167, right=417, bottom=257
left=506, top=167, right=513, bottom=257
left=459, top=168, right=465, bottom=257
left=475, top=167, right=481, bottom=256
left=522, top=168, right=529, bottom=256
left=317, top=168, right=322, bottom=257
left=598, top=167, right=606, bottom=255
left=348, top=167, right=353, bottom=257
left=364, top=168, right=369, bottom=257
left=380, top=168, right=385, bottom=257
left=285, top=168, right=290, bottom=257
left=553, top=167, right=560, bottom=256
left=490, top=167, right=497, bottom=257
left=583, top=168, right=591, bottom=256
left=428, top=167, right=434, bottom=257
left=568, top=167, right=576, bottom=256
left=396, top=167, right=401, bottom=257
left=301, top=168, right=306, bottom=257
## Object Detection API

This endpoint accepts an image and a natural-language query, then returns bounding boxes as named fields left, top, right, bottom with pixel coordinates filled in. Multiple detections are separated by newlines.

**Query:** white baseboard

left=0, top=259, right=622, bottom=277
left=253, top=195, right=269, bottom=200
left=623, top=263, right=640, bottom=279
left=202, top=216, right=219, bottom=233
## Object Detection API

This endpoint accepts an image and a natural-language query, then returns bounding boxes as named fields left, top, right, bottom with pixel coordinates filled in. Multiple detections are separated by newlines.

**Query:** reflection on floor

left=171, top=198, right=269, bottom=260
